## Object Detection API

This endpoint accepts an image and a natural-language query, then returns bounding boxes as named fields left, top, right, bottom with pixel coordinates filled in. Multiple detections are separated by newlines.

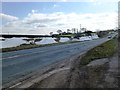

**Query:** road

left=1, top=36, right=114, bottom=87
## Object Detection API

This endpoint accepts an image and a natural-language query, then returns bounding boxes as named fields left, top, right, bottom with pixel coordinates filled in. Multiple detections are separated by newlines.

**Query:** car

left=108, top=36, right=112, bottom=39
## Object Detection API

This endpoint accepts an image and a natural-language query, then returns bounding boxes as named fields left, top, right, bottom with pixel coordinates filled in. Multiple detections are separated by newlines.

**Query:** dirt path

left=104, top=53, right=118, bottom=88
left=30, top=53, right=119, bottom=88
left=67, top=53, right=119, bottom=88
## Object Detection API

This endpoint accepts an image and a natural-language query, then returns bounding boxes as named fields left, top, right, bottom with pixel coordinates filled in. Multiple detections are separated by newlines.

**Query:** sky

left=0, top=0, right=119, bottom=35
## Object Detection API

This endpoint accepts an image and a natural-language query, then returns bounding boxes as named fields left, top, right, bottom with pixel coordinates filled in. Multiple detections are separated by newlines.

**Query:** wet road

left=2, top=37, right=110, bottom=85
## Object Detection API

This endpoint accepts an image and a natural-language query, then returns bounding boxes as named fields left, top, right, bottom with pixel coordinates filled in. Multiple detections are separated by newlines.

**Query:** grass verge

left=1, top=41, right=81, bottom=53
left=80, top=37, right=117, bottom=65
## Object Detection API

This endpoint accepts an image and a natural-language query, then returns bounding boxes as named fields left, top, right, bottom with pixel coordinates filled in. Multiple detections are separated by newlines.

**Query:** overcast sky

left=0, top=0, right=119, bottom=35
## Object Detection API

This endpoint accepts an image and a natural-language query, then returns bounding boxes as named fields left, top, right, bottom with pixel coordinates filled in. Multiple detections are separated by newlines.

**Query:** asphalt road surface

left=1, top=36, right=113, bottom=86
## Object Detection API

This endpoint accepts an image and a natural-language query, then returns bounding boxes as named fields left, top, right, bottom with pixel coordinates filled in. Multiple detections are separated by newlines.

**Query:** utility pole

left=80, top=24, right=81, bottom=33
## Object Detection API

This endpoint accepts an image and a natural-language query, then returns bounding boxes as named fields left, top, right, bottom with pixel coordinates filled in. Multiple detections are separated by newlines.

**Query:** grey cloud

left=56, top=23, right=66, bottom=26
left=84, top=16, right=92, bottom=19
left=24, top=18, right=58, bottom=24
left=99, top=14, right=109, bottom=18
left=36, top=24, right=48, bottom=27
left=0, top=13, right=18, bottom=21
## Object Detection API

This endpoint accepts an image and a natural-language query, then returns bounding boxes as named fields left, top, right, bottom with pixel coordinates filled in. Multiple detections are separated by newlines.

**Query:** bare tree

left=23, top=38, right=34, bottom=44
left=34, top=38, right=42, bottom=43
left=50, top=32, right=53, bottom=35
left=57, top=30, right=62, bottom=35
left=67, top=29, right=71, bottom=33
left=23, top=38, right=42, bottom=44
